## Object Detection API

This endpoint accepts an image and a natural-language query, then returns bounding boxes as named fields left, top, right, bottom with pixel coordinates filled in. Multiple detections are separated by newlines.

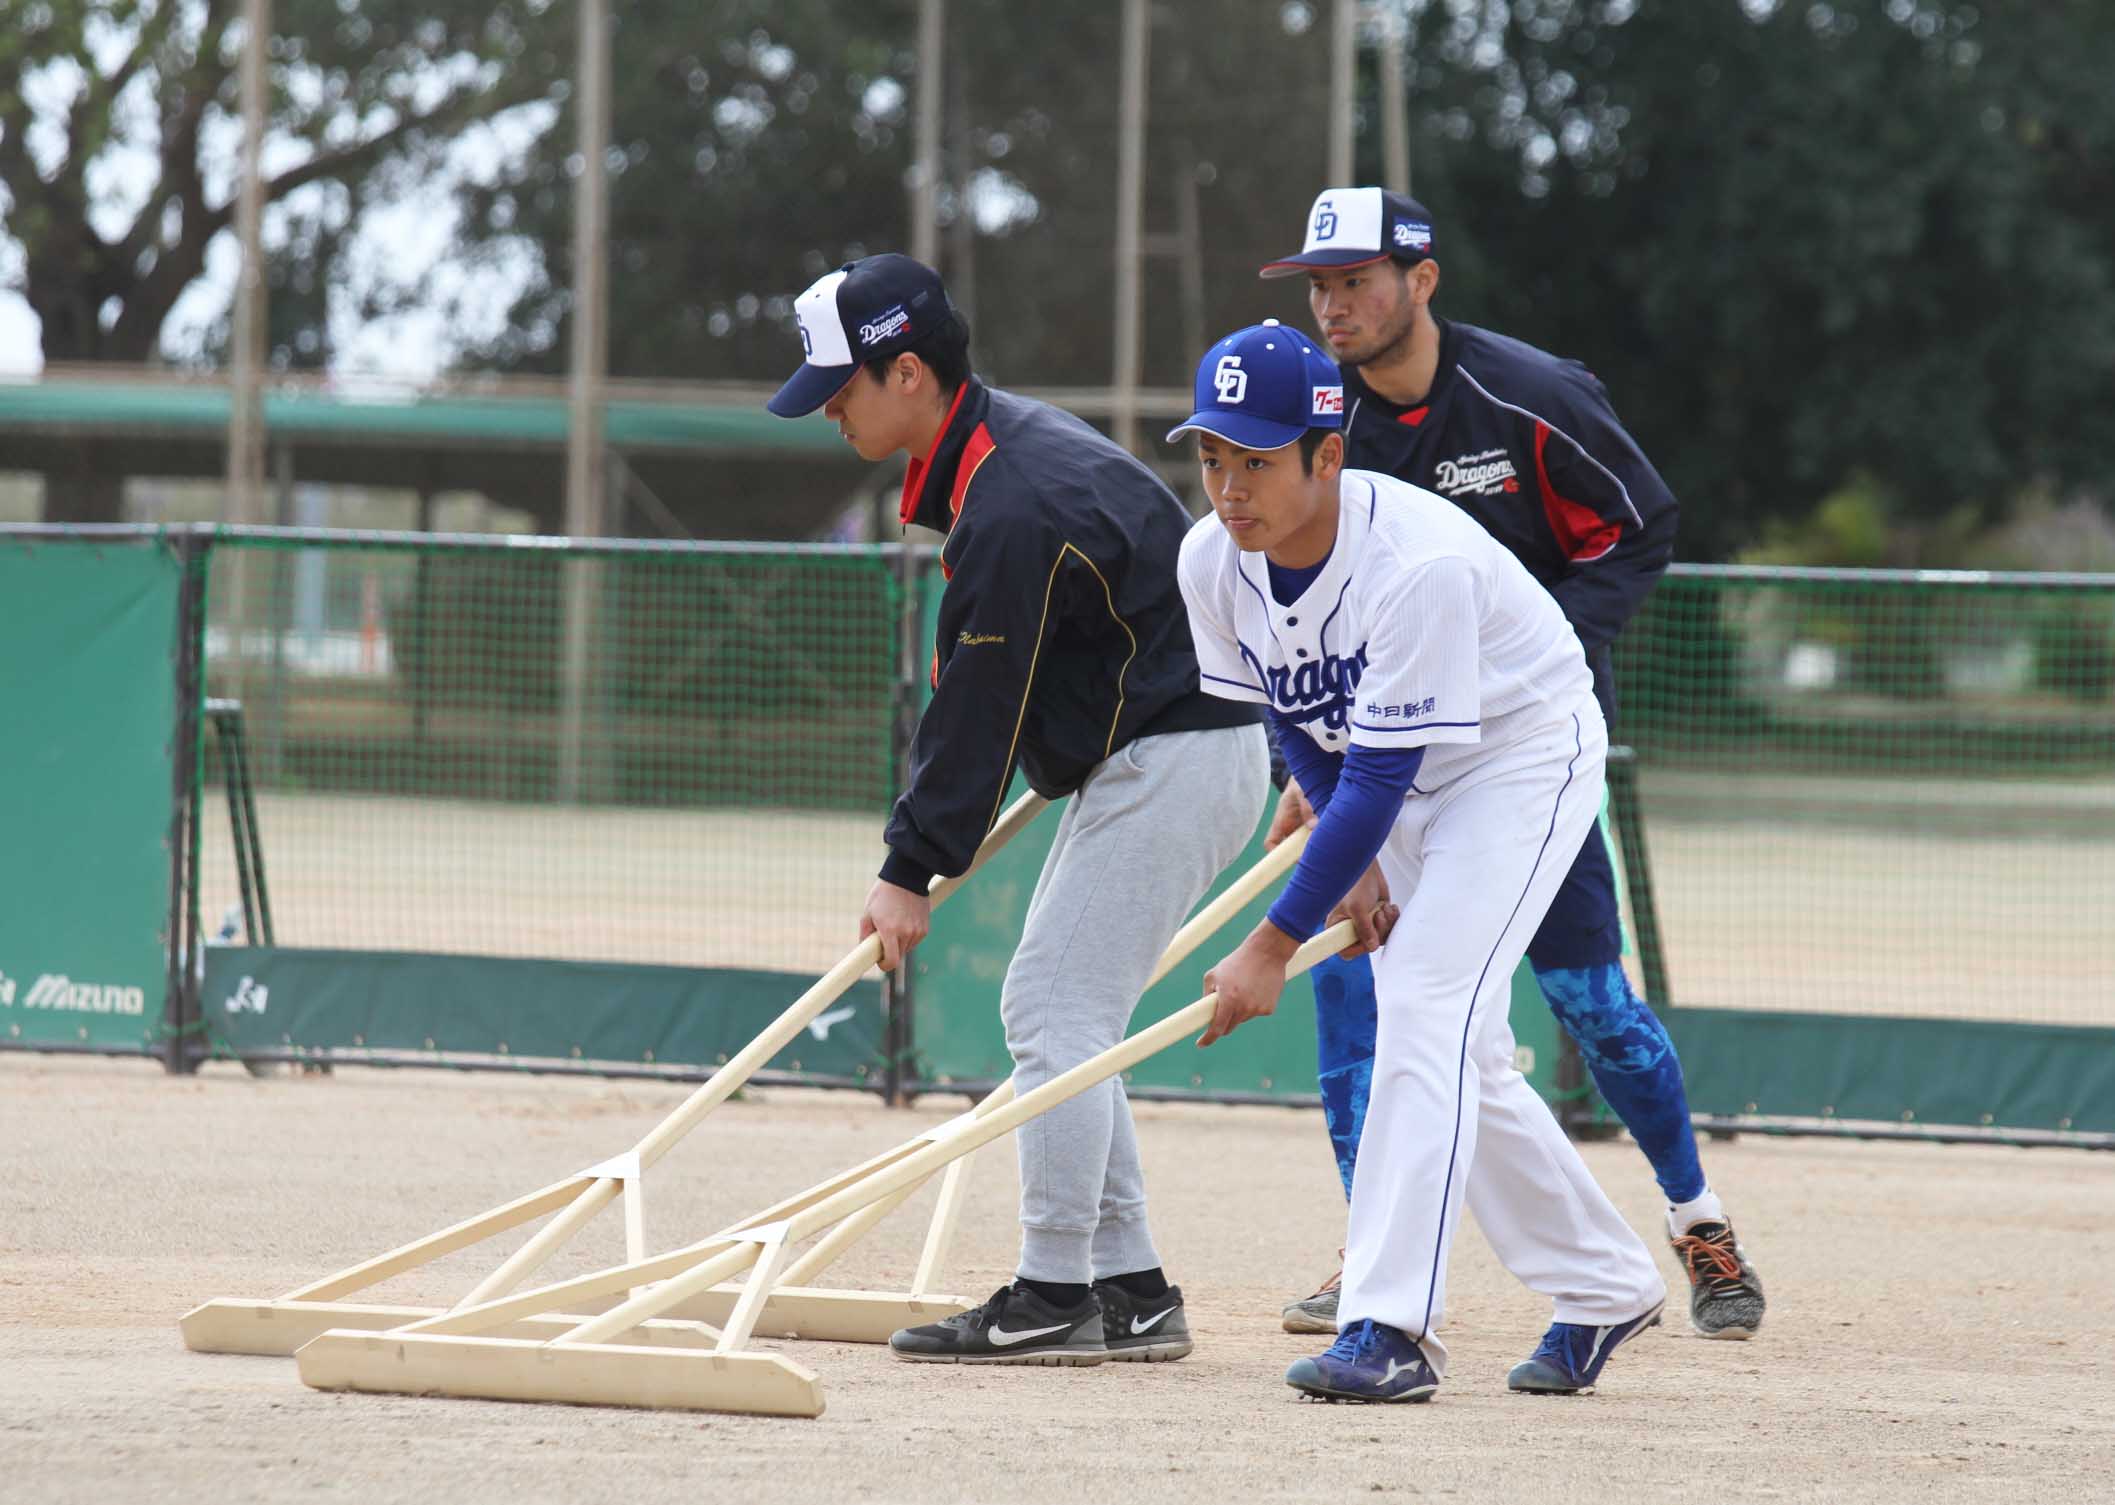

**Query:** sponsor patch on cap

left=1313, top=385, right=1344, bottom=416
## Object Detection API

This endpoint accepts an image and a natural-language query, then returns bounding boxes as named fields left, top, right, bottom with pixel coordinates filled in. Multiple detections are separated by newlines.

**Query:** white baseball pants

left=1338, top=700, right=1666, bottom=1375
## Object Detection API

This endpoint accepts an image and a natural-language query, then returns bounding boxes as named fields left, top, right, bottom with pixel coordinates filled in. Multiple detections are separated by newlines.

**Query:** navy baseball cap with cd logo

left=767, top=253, right=958, bottom=417
left=1259, top=187, right=1435, bottom=279
left=1165, top=320, right=1343, bottom=451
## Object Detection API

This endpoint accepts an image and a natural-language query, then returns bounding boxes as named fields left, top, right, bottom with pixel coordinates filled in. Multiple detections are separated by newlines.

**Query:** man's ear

left=1409, top=258, right=1440, bottom=308
left=1316, top=431, right=1345, bottom=481
left=894, top=351, right=927, bottom=392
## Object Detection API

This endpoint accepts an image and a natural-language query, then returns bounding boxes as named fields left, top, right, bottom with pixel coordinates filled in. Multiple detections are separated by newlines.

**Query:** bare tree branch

left=107, top=71, right=549, bottom=359
left=257, top=77, right=544, bottom=208
left=71, top=0, right=188, bottom=175
left=103, top=0, right=238, bottom=353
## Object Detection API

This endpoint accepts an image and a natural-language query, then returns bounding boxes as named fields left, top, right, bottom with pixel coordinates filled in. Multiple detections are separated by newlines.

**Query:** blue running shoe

left=1285, top=1318, right=1439, bottom=1403
left=1506, top=1302, right=1665, bottom=1394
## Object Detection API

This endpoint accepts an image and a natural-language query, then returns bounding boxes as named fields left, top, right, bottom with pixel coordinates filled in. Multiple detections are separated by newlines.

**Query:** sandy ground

left=2, top=1053, right=2110, bottom=1505
left=200, top=783, right=2115, bottom=1027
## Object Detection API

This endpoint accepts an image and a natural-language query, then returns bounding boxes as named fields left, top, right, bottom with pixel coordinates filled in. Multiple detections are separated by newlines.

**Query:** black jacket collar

left=1345, top=317, right=1465, bottom=420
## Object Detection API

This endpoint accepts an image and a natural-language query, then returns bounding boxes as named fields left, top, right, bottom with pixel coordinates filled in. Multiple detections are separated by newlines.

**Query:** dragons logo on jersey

left=1433, top=448, right=1519, bottom=497
left=1260, top=645, right=1371, bottom=733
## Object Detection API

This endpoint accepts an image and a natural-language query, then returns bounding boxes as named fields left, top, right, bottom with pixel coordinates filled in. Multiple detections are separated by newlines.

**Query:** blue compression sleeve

left=1266, top=738, right=1423, bottom=942
left=1272, top=710, right=1344, bottom=812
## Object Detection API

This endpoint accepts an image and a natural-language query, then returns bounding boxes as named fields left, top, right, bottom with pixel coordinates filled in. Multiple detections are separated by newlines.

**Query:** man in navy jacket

left=768, top=253, right=1266, bottom=1369
left=1258, top=188, right=1765, bottom=1343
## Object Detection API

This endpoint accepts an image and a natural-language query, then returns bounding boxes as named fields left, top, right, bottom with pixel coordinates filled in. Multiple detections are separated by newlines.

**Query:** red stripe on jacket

left=898, top=383, right=974, bottom=526
left=938, top=423, right=997, bottom=582
left=1532, top=421, right=1622, bottom=562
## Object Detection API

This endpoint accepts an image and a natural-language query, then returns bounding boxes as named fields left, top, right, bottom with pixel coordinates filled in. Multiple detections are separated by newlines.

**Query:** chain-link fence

left=197, top=540, right=2115, bottom=1040
left=13, top=524, right=2105, bottom=1130
left=198, top=532, right=910, bottom=974
left=1616, top=566, right=2115, bottom=1034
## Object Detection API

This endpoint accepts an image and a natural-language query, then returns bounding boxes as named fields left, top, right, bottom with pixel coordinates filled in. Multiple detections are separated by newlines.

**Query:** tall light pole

left=910, top=0, right=944, bottom=268
left=221, top=0, right=270, bottom=712
left=1111, top=0, right=1149, bottom=455
left=226, top=0, right=268, bottom=532
left=564, top=0, right=610, bottom=548
left=1329, top=0, right=1356, bottom=185
left=559, top=0, right=611, bottom=803
left=1380, top=2, right=1411, bottom=195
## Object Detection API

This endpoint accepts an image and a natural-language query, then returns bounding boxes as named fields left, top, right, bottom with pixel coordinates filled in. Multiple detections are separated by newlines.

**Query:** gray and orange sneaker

left=1672, top=1220, right=1766, bottom=1339
left=1280, top=1255, right=1343, bottom=1334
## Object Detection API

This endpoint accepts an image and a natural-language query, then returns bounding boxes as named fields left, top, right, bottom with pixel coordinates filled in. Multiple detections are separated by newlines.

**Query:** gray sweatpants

left=1003, top=722, right=1270, bottom=1284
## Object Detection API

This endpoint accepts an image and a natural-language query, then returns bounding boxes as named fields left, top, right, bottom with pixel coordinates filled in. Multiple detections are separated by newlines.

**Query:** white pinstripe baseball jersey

left=1177, top=467, right=1592, bottom=790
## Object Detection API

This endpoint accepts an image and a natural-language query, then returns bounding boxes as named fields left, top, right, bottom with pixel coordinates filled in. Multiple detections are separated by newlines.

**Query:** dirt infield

left=2, top=1053, right=2109, bottom=1504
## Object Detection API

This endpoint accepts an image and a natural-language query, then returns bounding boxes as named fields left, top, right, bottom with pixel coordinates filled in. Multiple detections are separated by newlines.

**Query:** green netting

left=198, top=537, right=902, bottom=974
left=1615, top=569, right=2115, bottom=1031
left=192, top=543, right=2115, bottom=1045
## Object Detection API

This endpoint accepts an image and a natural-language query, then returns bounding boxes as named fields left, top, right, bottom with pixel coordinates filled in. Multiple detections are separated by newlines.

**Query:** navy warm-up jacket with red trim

left=878, top=377, right=1258, bottom=893
left=1341, top=318, right=1677, bottom=726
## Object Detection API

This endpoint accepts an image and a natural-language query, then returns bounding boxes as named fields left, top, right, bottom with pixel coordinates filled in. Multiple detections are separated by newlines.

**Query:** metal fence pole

left=882, top=549, right=929, bottom=1105
left=1606, top=745, right=1672, bottom=1012
left=161, top=530, right=212, bottom=1074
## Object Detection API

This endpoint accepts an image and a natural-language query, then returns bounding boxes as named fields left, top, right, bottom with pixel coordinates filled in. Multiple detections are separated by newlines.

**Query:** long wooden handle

left=547, top=919, right=1360, bottom=1346
left=721, top=819, right=1307, bottom=1234
left=631, top=789, right=1051, bottom=1169
left=779, top=919, right=1357, bottom=1245
left=1148, top=822, right=1308, bottom=989
left=411, top=825, right=1318, bottom=1342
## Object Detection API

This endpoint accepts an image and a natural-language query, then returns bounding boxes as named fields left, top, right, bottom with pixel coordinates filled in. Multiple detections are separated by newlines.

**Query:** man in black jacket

left=1257, top=189, right=1766, bottom=1343
left=768, top=253, right=1268, bottom=1367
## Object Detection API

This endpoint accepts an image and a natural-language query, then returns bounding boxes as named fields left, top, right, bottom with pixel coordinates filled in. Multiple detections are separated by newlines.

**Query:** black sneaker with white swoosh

left=1091, top=1280, right=1193, bottom=1363
left=888, top=1284, right=1109, bottom=1366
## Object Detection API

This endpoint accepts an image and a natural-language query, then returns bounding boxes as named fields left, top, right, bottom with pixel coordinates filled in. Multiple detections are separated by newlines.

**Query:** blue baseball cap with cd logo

left=1259, top=187, right=1435, bottom=278
left=1165, top=321, right=1344, bottom=451
left=768, top=253, right=959, bottom=417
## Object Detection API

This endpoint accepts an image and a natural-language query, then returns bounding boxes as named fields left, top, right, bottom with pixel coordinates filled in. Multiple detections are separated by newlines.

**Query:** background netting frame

left=197, top=529, right=911, bottom=976
left=1615, top=565, right=2115, bottom=1032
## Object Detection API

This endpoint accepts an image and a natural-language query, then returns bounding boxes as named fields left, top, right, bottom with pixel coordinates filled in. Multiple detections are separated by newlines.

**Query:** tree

left=446, top=0, right=1338, bottom=389
left=1374, top=0, right=2115, bottom=558
left=0, top=0, right=562, bottom=519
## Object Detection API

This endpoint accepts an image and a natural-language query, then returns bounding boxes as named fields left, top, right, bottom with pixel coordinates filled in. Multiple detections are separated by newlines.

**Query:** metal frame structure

left=7, top=524, right=2108, bottom=1148
left=204, top=699, right=275, bottom=946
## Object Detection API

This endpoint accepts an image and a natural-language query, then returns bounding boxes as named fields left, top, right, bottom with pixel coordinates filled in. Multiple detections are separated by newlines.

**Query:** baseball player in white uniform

left=1175, top=322, right=1667, bottom=1402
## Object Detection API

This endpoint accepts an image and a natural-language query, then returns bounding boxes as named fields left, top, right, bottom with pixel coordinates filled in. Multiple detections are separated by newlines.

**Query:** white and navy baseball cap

left=1258, top=187, right=1436, bottom=279
left=1165, top=321, right=1344, bottom=451
left=767, top=253, right=959, bottom=417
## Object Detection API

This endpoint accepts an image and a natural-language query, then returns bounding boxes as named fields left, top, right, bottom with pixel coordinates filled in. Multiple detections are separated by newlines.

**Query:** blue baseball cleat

left=1285, top=1318, right=1439, bottom=1403
left=1506, top=1302, right=1665, bottom=1394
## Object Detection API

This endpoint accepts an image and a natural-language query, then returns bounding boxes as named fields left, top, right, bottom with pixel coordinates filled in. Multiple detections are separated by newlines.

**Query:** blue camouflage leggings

left=1313, top=823, right=1705, bottom=1207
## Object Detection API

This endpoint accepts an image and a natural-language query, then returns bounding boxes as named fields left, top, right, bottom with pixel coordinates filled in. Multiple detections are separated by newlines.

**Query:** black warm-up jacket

left=1341, top=318, right=1679, bottom=727
left=879, top=378, right=1258, bottom=893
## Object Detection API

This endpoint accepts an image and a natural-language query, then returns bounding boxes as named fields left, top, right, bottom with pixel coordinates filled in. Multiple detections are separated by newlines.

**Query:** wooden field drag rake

left=291, top=891, right=1351, bottom=1417
left=182, top=800, right=1326, bottom=1418
left=180, top=789, right=1052, bottom=1362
